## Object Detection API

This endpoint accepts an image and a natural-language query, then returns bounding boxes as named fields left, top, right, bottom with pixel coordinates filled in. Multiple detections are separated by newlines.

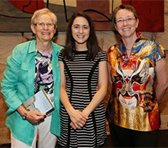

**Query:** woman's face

left=115, top=9, right=139, bottom=39
left=71, top=16, right=90, bottom=49
left=31, top=14, right=56, bottom=42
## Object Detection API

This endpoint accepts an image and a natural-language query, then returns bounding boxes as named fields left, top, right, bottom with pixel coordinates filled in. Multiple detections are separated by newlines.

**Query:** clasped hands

left=69, top=109, right=88, bottom=129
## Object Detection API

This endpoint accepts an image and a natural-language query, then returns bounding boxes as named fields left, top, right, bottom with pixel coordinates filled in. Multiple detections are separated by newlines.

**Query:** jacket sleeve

left=1, top=45, right=24, bottom=115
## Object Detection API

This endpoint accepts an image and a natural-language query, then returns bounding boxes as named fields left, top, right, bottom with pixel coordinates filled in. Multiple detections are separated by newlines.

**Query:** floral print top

left=107, top=35, right=166, bottom=131
left=34, top=50, right=54, bottom=102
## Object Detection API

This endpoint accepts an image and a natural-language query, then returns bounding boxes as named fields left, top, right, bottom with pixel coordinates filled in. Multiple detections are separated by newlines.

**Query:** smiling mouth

left=42, top=32, right=50, bottom=35
left=77, top=35, right=85, bottom=38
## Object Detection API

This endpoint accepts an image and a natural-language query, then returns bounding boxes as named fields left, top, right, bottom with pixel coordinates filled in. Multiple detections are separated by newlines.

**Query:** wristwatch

left=22, top=112, right=28, bottom=120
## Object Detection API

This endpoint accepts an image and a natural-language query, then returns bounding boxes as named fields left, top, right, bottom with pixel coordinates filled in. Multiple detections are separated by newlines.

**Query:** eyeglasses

left=116, top=17, right=136, bottom=25
left=33, top=22, right=54, bottom=28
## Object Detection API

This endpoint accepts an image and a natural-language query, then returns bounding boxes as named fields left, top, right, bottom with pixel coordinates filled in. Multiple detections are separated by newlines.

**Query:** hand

left=69, top=109, right=88, bottom=129
left=26, top=110, right=46, bottom=124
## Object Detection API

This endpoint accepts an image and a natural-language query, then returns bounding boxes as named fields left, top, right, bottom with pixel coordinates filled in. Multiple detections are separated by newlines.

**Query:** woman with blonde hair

left=1, top=8, right=62, bottom=148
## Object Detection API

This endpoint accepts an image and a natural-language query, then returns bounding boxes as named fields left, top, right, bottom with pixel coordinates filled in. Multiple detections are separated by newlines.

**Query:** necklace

left=37, top=43, right=52, bottom=58
left=122, top=54, right=129, bottom=65
left=36, top=42, right=52, bottom=51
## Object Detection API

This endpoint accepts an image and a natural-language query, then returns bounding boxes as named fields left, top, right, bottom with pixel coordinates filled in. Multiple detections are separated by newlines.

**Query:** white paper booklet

left=23, top=89, right=54, bottom=114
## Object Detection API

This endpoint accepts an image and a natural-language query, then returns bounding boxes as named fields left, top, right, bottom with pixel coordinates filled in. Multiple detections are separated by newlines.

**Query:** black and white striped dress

left=58, top=50, right=107, bottom=147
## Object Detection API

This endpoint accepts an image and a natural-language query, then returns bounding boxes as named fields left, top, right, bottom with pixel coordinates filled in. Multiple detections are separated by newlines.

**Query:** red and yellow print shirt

left=107, top=36, right=166, bottom=131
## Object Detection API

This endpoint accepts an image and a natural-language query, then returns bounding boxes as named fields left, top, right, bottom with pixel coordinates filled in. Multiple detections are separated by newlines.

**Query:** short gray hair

left=31, top=8, right=57, bottom=26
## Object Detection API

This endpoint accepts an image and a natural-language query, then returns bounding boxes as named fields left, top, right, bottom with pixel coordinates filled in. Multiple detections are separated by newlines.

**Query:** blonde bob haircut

left=31, top=8, right=57, bottom=27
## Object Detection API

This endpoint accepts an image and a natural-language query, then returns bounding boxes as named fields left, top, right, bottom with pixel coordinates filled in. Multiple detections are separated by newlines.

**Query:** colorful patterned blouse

left=34, top=50, right=54, bottom=102
left=107, top=36, right=166, bottom=131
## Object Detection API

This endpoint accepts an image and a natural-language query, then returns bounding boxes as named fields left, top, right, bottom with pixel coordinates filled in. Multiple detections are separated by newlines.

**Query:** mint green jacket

left=1, top=39, right=62, bottom=145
